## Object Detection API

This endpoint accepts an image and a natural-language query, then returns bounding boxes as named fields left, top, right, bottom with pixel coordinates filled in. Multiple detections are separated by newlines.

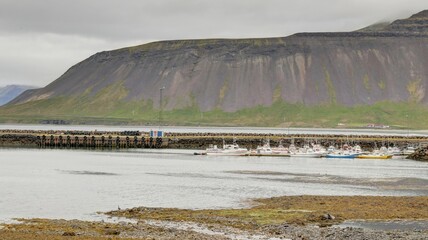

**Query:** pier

left=0, top=131, right=166, bottom=149
left=1, top=129, right=427, bottom=150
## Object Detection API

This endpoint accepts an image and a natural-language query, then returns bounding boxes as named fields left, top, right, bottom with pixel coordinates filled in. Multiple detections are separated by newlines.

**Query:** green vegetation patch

left=0, top=97, right=427, bottom=129
left=378, top=79, right=386, bottom=90
left=107, top=196, right=428, bottom=229
left=324, top=69, right=336, bottom=104
left=407, top=78, right=424, bottom=102
left=363, top=74, right=371, bottom=91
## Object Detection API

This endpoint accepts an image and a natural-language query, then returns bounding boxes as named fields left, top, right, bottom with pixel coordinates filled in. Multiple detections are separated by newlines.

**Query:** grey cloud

left=1, top=0, right=425, bottom=39
left=0, top=0, right=426, bottom=86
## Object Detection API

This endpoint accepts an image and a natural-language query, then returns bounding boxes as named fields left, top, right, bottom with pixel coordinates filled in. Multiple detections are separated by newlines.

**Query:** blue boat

left=325, top=153, right=360, bottom=159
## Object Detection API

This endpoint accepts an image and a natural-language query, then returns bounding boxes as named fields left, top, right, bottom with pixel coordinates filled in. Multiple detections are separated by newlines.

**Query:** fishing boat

left=252, top=141, right=273, bottom=155
left=205, top=140, right=249, bottom=156
left=379, top=146, right=388, bottom=154
left=289, top=144, right=324, bottom=158
left=357, top=149, right=393, bottom=159
left=289, top=152, right=324, bottom=158
left=312, top=143, right=327, bottom=154
left=357, top=153, right=393, bottom=159
left=327, top=145, right=336, bottom=153
left=325, top=152, right=360, bottom=159
left=324, top=143, right=363, bottom=159
left=271, top=140, right=290, bottom=156
left=249, top=140, right=290, bottom=157
left=352, top=144, right=363, bottom=153
left=387, top=146, right=402, bottom=155
left=402, top=145, right=417, bottom=155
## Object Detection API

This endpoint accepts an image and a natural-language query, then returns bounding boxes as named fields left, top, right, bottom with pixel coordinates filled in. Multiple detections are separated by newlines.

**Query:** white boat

left=289, top=152, right=324, bottom=158
left=352, top=144, right=362, bottom=154
left=205, top=140, right=248, bottom=156
left=272, top=147, right=290, bottom=156
left=312, top=143, right=327, bottom=154
left=325, top=144, right=362, bottom=158
left=327, top=145, right=335, bottom=152
left=387, top=146, right=402, bottom=156
left=288, top=143, right=297, bottom=153
left=402, top=145, right=416, bottom=155
left=254, top=142, right=273, bottom=155
left=379, top=146, right=388, bottom=154
left=249, top=139, right=290, bottom=156
left=289, top=144, right=324, bottom=158
left=271, top=142, right=290, bottom=155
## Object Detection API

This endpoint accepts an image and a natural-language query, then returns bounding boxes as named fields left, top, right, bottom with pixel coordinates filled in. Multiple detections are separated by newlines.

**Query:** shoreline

left=1, top=195, right=427, bottom=239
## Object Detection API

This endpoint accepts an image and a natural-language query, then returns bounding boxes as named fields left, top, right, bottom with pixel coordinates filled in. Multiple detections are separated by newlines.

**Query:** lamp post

left=406, top=114, right=409, bottom=138
left=159, top=86, right=165, bottom=128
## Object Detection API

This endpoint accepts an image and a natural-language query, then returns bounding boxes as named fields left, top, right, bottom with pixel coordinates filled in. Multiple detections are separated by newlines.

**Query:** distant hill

left=0, top=85, right=37, bottom=106
left=2, top=10, right=428, bottom=127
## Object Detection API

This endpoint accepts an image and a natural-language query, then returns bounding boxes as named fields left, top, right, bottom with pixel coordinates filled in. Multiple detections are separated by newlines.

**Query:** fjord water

left=1, top=148, right=427, bottom=222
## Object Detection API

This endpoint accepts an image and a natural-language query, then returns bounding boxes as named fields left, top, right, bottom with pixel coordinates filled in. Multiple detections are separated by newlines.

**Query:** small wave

left=57, top=170, right=119, bottom=176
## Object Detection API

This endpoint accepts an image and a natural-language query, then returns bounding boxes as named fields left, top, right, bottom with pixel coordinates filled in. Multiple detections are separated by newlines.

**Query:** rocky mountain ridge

left=5, top=11, right=428, bottom=115
left=0, top=85, right=37, bottom=106
left=384, top=10, right=428, bottom=33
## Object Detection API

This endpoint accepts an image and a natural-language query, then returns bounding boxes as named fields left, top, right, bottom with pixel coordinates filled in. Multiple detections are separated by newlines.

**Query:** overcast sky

left=0, top=0, right=426, bottom=87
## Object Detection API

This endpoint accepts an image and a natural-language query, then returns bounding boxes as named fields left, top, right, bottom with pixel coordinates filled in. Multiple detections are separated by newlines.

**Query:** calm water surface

left=0, top=148, right=427, bottom=222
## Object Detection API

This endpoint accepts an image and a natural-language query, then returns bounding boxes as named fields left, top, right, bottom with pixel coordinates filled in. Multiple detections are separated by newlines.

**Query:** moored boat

left=249, top=140, right=290, bottom=157
left=271, top=140, right=290, bottom=155
left=325, top=143, right=363, bottom=159
left=288, top=143, right=325, bottom=158
left=289, top=152, right=324, bottom=158
left=402, top=145, right=416, bottom=155
left=325, top=152, right=360, bottom=159
left=205, top=140, right=249, bottom=156
left=357, top=154, right=393, bottom=159
left=387, top=146, right=402, bottom=156
left=255, top=140, right=273, bottom=154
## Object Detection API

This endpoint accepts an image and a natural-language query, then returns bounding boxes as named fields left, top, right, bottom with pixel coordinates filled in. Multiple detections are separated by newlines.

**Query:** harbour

left=1, top=147, right=427, bottom=222
left=1, top=127, right=427, bottom=152
left=2, top=3, right=428, bottom=238
left=1, top=125, right=428, bottom=239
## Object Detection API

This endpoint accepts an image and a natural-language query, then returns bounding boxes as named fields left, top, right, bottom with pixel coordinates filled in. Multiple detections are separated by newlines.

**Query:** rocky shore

left=1, top=196, right=427, bottom=239
left=1, top=218, right=427, bottom=240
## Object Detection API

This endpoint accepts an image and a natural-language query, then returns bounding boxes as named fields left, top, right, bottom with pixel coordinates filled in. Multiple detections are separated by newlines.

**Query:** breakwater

left=407, top=146, right=428, bottom=162
left=1, top=129, right=427, bottom=150
left=0, top=131, right=166, bottom=149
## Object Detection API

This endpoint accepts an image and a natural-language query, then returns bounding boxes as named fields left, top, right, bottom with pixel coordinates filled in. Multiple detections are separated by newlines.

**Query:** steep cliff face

left=8, top=11, right=428, bottom=113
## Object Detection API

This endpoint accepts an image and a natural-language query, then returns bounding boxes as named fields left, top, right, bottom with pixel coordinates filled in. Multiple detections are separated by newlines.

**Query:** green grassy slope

left=0, top=95, right=426, bottom=129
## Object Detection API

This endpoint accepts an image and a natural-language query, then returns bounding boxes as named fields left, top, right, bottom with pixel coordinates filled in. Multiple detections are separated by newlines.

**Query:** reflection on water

left=0, top=148, right=427, bottom=222
left=58, top=170, right=119, bottom=176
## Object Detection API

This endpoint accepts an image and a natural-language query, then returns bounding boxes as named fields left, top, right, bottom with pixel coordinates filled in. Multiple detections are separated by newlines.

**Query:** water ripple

left=57, top=170, right=119, bottom=176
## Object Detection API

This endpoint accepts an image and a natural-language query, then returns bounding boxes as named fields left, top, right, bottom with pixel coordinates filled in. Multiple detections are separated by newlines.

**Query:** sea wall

left=1, top=130, right=426, bottom=151
left=407, top=146, right=428, bottom=161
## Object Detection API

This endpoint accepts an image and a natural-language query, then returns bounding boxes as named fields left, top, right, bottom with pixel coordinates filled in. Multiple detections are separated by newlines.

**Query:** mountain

left=2, top=10, right=428, bottom=127
left=383, top=10, right=428, bottom=33
left=0, top=85, right=37, bottom=106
